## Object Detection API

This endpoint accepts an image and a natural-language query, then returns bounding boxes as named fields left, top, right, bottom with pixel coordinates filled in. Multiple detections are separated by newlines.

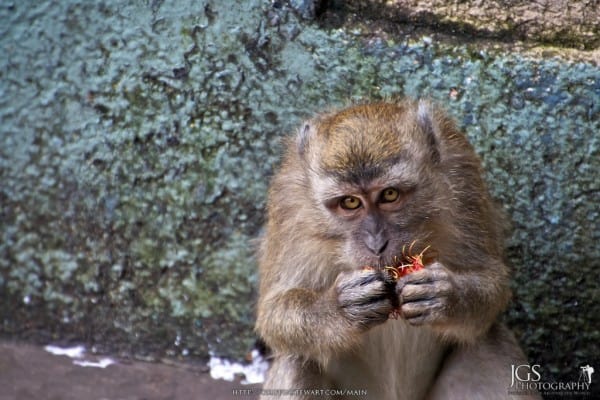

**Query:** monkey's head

left=295, top=100, right=470, bottom=268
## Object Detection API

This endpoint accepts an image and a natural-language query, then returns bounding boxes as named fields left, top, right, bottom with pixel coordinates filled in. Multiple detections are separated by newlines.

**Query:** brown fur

left=256, top=100, right=539, bottom=399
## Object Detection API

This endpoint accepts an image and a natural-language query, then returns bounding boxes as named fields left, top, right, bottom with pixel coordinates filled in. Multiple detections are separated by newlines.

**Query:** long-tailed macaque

left=255, top=100, right=539, bottom=399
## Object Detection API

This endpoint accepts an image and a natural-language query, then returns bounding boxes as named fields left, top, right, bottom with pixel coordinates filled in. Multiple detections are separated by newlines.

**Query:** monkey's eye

left=340, top=196, right=362, bottom=210
left=381, top=188, right=400, bottom=203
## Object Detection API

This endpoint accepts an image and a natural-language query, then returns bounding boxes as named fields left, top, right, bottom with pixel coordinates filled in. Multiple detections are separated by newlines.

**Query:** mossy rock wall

left=1, top=0, right=598, bottom=386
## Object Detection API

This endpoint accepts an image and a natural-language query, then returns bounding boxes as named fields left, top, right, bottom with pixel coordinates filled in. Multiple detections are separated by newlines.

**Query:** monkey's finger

left=342, top=298, right=392, bottom=328
left=397, top=264, right=453, bottom=290
left=338, top=279, right=389, bottom=308
left=400, top=301, right=428, bottom=320
left=404, top=315, right=435, bottom=326
left=364, top=298, right=394, bottom=317
left=404, top=314, right=427, bottom=325
left=421, top=262, right=454, bottom=284
left=401, top=299, right=445, bottom=324
left=400, top=279, right=454, bottom=301
left=395, top=272, right=433, bottom=296
left=357, top=270, right=385, bottom=286
left=337, top=269, right=383, bottom=291
left=398, top=269, right=435, bottom=286
left=399, top=283, right=436, bottom=303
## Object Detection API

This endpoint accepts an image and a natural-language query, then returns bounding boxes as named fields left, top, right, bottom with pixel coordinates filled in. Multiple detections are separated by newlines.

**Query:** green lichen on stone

left=0, top=0, right=598, bottom=383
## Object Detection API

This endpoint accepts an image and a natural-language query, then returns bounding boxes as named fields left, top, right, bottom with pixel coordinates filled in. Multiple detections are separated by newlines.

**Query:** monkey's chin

left=344, top=253, right=390, bottom=270
left=346, top=247, right=418, bottom=270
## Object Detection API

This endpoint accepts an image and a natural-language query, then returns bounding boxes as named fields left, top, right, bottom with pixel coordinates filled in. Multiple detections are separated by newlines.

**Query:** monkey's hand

left=334, top=269, right=393, bottom=331
left=395, top=261, right=458, bottom=326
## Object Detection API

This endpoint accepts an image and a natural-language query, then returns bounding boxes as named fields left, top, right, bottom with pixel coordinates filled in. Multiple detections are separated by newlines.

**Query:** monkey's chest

left=328, top=320, right=447, bottom=400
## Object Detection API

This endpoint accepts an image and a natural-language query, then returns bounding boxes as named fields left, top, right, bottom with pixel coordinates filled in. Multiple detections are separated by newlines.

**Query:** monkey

left=255, top=100, right=540, bottom=400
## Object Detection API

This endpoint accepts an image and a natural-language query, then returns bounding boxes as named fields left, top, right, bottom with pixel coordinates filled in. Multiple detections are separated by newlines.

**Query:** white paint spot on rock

left=44, top=345, right=116, bottom=369
left=208, top=349, right=268, bottom=385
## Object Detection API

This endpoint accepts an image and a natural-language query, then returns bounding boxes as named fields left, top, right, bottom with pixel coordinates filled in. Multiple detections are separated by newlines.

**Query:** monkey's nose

left=365, top=237, right=389, bottom=256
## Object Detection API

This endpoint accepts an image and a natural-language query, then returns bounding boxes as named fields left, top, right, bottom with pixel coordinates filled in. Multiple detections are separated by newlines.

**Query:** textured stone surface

left=415, top=0, right=599, bottom=49
left=323, top=0, right=600, bottom=50
left=1, top=0, right=598, bottom=387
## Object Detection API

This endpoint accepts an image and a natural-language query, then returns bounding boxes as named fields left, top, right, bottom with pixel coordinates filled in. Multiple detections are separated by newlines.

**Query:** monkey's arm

left=256, top=269, right=392, bottom=364
left=396, top=259, right=510, bottom=343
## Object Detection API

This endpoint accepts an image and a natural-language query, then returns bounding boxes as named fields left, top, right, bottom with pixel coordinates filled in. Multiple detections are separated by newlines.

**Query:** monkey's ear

left=416, top=100, right=441, bottom=164
left=296, top=122, right=314, bottom=158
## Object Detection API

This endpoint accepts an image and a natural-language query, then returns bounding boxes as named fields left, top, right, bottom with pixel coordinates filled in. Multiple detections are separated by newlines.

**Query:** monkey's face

left=311, top=165, right=438, bottom=268
left=300, top=102, right=444, bottom=268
